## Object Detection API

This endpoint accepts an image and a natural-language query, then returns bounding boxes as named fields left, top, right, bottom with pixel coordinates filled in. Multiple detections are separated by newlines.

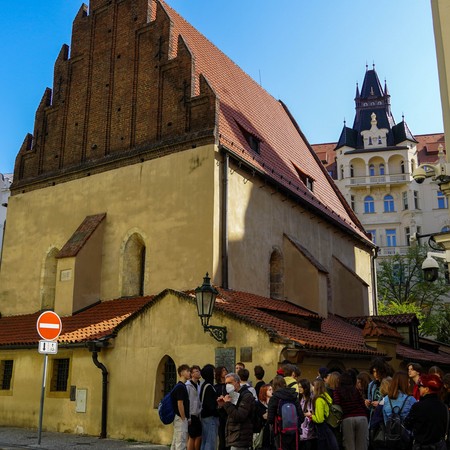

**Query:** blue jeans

left=200, top=416, right=219, bottom=450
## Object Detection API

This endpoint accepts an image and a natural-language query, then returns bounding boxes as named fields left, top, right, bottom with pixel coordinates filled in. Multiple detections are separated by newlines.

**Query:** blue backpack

left=158, top=384, right=179, bottom=425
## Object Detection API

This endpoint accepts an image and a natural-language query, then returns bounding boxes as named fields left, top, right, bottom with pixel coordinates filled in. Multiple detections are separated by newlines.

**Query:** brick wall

left=13, top=0, right=216, bottom=193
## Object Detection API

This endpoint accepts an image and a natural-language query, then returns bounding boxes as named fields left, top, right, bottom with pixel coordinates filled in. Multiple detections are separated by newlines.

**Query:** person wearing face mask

left=217, top=372, right=255, bottom=450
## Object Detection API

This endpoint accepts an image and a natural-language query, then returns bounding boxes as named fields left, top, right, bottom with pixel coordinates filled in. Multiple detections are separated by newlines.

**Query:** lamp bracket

left=204, top=325, right=227, bottom=344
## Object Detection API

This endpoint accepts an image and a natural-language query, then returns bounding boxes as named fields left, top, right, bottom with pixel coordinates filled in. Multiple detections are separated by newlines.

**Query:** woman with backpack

left=298, top=379, right=317, bottom=449
left=380, top=371, right=415, bottom=450
left=267, top=375, right=304, bottom=450
left=254, top=384, right=275, bottom=450
left=333, top=371, right=368, bottom=450
left=304, top=379, right=339, bottom=450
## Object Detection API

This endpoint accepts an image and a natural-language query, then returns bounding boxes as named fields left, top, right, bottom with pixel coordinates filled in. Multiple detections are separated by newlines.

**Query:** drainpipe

left=371, top=246, right=379, bottom=315
left=89, top=343, right=108, bottom=439
left=222, top=151, right=229, bottom=289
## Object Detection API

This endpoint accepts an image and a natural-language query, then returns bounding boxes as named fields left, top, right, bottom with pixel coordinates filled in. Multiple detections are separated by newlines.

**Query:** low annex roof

left=157, top=1, right=369, bottom=244
left=0, top=289, right=380, bottom=357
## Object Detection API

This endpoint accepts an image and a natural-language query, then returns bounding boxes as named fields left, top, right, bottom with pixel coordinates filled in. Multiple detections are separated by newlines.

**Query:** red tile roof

left=57, top=213, right=106, bottom=258
left=157, top=1, right=369, bottom=244
left=347, top=314, right=418, bottom=328
left=397, top=343, right=450, bottom=366
left=362, top=317, right=403, bottom=340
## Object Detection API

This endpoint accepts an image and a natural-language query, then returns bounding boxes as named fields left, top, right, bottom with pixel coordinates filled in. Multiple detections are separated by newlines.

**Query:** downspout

left=91, top=348, right=108, bottom=439
left=371, top=246, right=379, bottom=315
left=222, top=151, right=229, bottom=289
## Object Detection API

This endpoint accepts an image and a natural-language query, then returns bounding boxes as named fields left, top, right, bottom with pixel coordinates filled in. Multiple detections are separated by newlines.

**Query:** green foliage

left=377, top=244, right=450, bottom=342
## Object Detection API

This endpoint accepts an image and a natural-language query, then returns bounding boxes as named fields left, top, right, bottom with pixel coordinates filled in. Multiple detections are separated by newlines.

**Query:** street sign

left=38, top=340, right=58, bottom=355
left=36, top=311, right=62, bottom=341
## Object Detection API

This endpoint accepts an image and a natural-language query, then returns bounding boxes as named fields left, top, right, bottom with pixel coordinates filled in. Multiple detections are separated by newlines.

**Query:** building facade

left=0, top=173, right=12, bottom=259
left=312, top=67, right=448, bottom=260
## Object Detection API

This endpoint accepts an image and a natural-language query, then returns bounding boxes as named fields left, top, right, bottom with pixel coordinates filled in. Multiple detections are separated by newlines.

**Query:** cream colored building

left=312, top=67, right=448, bottom=261
left=0, top=173, right=12, bottom=259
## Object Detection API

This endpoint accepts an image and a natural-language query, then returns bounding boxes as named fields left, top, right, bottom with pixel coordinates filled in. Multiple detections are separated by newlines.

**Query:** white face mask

left=226, top=383, right=235, bottom=394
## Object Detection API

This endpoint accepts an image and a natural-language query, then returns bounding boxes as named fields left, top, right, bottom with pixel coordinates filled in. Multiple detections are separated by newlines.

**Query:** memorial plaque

left=215, top=347, right=235, bottom=371
left=240, top=347, right=252, bottom=363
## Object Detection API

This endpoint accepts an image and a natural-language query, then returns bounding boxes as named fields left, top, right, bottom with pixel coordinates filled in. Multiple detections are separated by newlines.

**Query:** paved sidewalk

left=0, top=427, right=170, bottom=450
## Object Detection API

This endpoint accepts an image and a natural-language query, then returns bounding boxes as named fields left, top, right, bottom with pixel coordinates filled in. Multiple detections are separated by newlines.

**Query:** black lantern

left=195, top=273, right=227, bottom=343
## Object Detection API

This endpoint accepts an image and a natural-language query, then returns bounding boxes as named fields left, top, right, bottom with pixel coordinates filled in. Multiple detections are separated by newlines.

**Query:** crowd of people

left=167, top=359, right=450, bottom=450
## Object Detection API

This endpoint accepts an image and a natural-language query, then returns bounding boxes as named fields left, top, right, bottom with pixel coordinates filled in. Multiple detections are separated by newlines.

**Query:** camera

left=422, top=255, right=439, bottom=282
left=412, top=166, right=427, bottom=184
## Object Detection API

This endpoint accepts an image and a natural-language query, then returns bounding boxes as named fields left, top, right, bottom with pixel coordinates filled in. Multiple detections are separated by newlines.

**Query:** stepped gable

left=12, top=0, right=369, bottom=244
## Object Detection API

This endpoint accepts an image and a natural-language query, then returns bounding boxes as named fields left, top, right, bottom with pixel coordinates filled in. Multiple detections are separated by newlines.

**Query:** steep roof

left=158, top=1, right=369, bottom=243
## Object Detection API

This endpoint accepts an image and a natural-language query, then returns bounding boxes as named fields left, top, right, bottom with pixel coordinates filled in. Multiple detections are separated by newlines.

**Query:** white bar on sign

left=39, top=323, right=60, bottom=329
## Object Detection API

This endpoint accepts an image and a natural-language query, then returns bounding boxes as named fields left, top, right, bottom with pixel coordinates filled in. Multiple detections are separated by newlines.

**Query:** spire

left=355, top=82, right=360, bottom=99
left=384, top=78, right=390, bottom=96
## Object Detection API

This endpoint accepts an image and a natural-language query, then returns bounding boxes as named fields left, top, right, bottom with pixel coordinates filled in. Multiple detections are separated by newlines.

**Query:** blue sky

left=0, top=0, right=443, bottom=174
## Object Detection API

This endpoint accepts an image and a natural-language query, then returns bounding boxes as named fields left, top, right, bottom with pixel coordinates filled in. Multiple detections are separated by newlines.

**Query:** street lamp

left=195, top=273, right=227, bottom=343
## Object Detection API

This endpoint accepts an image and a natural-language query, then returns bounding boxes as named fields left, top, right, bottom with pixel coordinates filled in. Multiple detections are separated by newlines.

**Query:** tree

left=377, top=244, right=450, bottom=341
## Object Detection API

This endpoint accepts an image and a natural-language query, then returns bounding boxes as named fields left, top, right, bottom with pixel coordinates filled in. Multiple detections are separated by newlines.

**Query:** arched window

left=154, top=355, right=177, bottom=408
left=400, top=160, right=405, bottom=174
left=368, top=137, right=373, bottom=145
left=369, top=164, right=375, bottom=176
left=350, top=164, right=354, bottom=178
left=41, top=248, right=59, bottom=310
left=122, top=233, right=146, bottom=297
left=384, top=194, right=395, bottom=212
left=364, top=196, right=375, bottom=214
left=379, top=163, right=385, bottom=176
left=378, top=136, right=382, bottom=144
left=270, top=249, right=284, bottom=300
left=340, top=165, right=344, bottom=180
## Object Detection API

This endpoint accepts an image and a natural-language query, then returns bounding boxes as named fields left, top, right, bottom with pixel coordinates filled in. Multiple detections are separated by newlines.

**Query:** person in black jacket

left=267, top=375, right=304, bottom=450
left=200, top=364, right=219, bottom=450
left=217, top=372, right=255, bottom=450
left=404, top=374, right=448, bottom=449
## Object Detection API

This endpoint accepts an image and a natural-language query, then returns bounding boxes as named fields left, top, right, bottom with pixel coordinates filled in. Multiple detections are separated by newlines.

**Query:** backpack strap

left=200, top=382, right=211, bottom=404
left=287, top=381, right=297, bottom=388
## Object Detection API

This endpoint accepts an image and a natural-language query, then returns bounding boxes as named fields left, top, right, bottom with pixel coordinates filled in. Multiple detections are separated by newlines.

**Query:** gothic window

left=41, top=248, right=59, bottom=310
left=368, top=137, right=373, bottom=146
left=269, top=249, right=284, bottom=300
left=122, top=233, right=146, bottom=297
left=378, top=136, right=382, bottom=144
left=364, top=196, right=375, bottom=214
left=401, top=160, right=405, bottom=174
left=384, top=194, right=395, bottom=212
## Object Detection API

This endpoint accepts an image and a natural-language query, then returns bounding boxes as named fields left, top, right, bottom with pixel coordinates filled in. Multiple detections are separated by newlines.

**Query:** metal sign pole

left=37, top=353, right=48, bottom=445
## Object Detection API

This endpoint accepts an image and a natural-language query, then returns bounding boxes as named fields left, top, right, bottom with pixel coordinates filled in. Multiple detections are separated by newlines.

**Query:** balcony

left=377, top=246, right=410, bottom=257
left=348, top=173, right=409, bottom=187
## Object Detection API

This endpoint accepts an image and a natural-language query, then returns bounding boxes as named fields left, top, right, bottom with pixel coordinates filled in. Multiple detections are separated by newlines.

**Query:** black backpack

left=384, top=396, right=412, bottom=449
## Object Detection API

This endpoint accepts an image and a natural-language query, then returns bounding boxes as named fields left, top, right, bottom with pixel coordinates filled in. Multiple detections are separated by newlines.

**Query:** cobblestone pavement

left=0, top=427, right=170, bottom=450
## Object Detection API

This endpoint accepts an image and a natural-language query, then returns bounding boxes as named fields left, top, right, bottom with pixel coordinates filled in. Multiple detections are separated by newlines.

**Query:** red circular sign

left=36, top=311, right=62, bottom=341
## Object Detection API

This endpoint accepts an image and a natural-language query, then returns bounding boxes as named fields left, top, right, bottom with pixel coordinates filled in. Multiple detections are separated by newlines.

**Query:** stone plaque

left=60, top=269, right=72, bottom=281
left=240, top=347, right=252, bottom=363
left=215, top=347, right=235, bottom=371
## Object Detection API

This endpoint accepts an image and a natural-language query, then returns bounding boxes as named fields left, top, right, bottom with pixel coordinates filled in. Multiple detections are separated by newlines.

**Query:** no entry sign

left=36, top=311, right=62, bottom=341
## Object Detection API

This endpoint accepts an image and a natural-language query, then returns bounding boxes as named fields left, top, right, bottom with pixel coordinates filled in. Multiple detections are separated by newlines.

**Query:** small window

left=401, top=160, right=405, bottom=174
left=384, top=194, right=395, bottom=212
left=350, top=195, right=355, bottom=211
left=0, top=360, right=13, bottom=390
left=306, top=178, right=314, bottom=192
left=340, top=165, right=344, bottom=179
left=378, top=136, right=382, bottom=144
left=379, top=164, right=385, bottom=176
left=441, top=226, right=450, bottom=233
left=369, top=164, right=375, bottom=176
left=367, top=230, right=376, bottom=244
left=51, top=358, right=70, bottom=392
left=402, top=191, right=409, bottom=210
left=247, top=135, right=260, bottom=154
left=405, top=227, right=410, bottom=246
left=364, top=196, right=375, bottom=214
left=368, top=137, right=373, bottom=146
left=350, top=164, right=354, bottom=177
left=437, top=191, right=448, bottom=209
left=386, top=229, right=397, bottom=247
left=414, top=191, right=420, bottom=209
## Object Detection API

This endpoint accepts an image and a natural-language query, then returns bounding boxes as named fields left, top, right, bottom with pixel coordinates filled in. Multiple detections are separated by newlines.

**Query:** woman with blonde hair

left=305, top=379, right=338, bottom=450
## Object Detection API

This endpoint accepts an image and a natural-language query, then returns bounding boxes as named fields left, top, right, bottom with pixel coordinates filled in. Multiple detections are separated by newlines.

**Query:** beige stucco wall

left=0, top=145, right=217, bottom=316
left=432, top=0, right=450, bottom=149
left=224, top=161, right=372, bottom=317
left=0, top=291, right=377, bottom=442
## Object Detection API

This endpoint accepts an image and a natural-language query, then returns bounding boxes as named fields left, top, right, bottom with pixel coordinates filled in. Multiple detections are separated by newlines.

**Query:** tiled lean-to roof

left=0, top=289, right=380, bottom=357
left=157, top=1, right=369, bottom=245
